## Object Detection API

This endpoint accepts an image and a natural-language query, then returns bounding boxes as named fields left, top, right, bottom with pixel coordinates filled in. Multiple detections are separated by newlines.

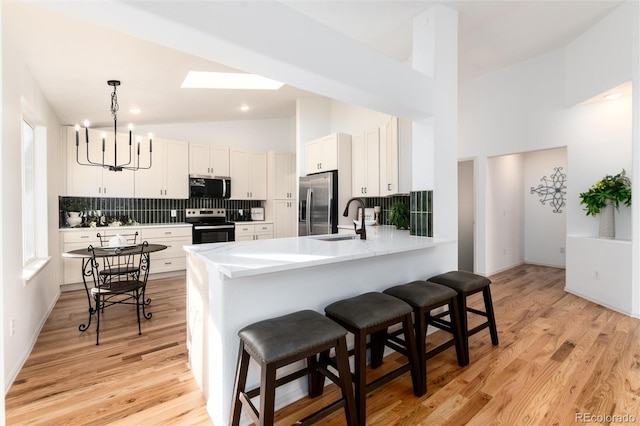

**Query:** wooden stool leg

left=401, top=314, right=423, bottom=396
left=354, top=331, right=367, bottom=426
left=414, top=307, right=428, bottom=395
left=448, top=298, right=467, bottom=367
left=457, top=292, right=470, bottom=365
left=335, top=337, right=358, bottom=426
left=307, top=352, right=324, bottom=398
left=370, top=329, right=387, bottom=368
left=230, top=342, right=250, bottom=426
left=259, top=362, right=277, bottom=426
left=483, top=286, right=499, bottom=345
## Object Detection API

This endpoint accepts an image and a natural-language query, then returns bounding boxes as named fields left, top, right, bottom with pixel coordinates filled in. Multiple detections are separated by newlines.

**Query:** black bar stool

left=229, top=310, right=358, bottom=426
left=324, top=292, right=422, bottom=426
left=427, top=271, right=499, bottom=364
left=383, top=280, right=466, bottom=393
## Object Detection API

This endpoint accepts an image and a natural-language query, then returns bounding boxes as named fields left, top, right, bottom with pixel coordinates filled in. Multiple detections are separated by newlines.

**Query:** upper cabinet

left=189, top=144, right=230, bottom=177
left=135, top=137, right=189, bottom=199
left=351, top=129, right=380, bottom=197
left=65, top=126, right=135, bottom=197
left=305, top=133, right=354, bottom=175
left=230, top=149, right=267, bottom=200
left=380, top=117, right=399, bottom=196
left=267, top=151, right=295, bottom=200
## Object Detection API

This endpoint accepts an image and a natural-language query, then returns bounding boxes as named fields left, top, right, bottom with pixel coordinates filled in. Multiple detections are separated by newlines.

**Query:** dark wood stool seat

left=383, top=280, right=466, bottom=393
left=324, top=292, right=422, bottom=426
left=230, top=310, right=357, bottom=426
left=428, top=270, right=499, bottom=364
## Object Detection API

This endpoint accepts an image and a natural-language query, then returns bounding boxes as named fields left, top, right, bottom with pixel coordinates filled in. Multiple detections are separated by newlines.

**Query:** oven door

left=192, top=224, right=235, bottom=244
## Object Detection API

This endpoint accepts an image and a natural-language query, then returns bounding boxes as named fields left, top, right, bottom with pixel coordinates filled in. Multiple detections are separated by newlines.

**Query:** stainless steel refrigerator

left=298, top=171, right=338, bottom=236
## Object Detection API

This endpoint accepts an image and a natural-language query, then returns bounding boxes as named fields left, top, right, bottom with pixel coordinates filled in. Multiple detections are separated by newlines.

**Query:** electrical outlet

left=594, top=270, right=600, bottom=280
left=560, top=247, right=565, bottom=254
left=171, top=209, right=177, bottom=218
left=10, top=318, right=15, bottom=336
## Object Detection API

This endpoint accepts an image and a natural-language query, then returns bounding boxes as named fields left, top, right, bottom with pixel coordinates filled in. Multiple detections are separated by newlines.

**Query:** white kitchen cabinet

left=267, top=151, right=295, bottom=200
left=351, top=129, right=380, bottom=197
left=305, top=133, right=352, bottom=175
left=272, top=200, right=297, bottom=238
left=230, top=149, right=267, bottom=200
left=61, top=225, right=192, bottom=285
left=65, top=126, right=135, bottom=197
left=139, top=226, right=192, bottom=273
left=189, top=144, right=230, bottom=177
left=61, top=229, right=102, bottom=285
left=380, top=117, right=400, bottom=196
left=135, top=137, right=189, bottom=198
left=235, top=223, right=274, bottom=241
left=266, top=151, right=297, bottom=238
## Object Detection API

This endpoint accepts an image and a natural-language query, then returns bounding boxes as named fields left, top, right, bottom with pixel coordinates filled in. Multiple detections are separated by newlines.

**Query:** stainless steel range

left=186, top=208, right=235, bottom=244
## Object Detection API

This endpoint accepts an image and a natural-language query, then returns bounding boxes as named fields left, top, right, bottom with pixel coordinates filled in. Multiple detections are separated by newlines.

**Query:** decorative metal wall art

left=530, top=167, right=566, bottom=213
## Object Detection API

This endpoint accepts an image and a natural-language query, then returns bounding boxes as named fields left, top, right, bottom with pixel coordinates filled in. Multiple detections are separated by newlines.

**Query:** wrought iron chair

left=81, top=241, right=152, bottom=345
left=96, top=231, right=139, bottom=277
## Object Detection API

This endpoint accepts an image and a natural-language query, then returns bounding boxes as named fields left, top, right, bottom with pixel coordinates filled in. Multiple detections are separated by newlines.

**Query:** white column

left=411, top=5, right=459, bottom=243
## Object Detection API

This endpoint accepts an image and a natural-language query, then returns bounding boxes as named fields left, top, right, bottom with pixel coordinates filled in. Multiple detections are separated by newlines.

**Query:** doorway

left=458, top=160, right=474, bottom=271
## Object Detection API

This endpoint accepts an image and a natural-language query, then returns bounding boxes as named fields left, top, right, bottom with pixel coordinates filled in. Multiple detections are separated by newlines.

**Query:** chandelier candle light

left=75, top=80, right=152, bottom=172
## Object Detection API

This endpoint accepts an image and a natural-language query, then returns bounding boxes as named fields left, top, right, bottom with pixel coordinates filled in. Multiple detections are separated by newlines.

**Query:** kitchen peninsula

left=184, top=226, right=454, bottom=425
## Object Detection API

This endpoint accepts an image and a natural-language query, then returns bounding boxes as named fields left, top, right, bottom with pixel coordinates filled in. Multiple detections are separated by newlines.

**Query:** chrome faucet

left=343, top=198, right=367, bottom=240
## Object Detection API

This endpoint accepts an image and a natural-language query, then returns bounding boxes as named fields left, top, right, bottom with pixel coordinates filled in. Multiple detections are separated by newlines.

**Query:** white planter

left=66, top=211, right=83, bottom=227
left=598, top=202, right=615, bottom=238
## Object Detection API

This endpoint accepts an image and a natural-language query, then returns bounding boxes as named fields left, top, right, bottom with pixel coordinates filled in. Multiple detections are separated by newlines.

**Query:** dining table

left=63, top=243, right=168, bottom=336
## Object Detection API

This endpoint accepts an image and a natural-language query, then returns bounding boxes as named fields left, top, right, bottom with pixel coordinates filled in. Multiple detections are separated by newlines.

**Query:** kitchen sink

left=314, top=235, right=359, bottom=242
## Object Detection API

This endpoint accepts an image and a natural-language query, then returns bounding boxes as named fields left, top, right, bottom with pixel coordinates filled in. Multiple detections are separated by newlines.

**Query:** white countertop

left=184, top=225, right=452, bottom=278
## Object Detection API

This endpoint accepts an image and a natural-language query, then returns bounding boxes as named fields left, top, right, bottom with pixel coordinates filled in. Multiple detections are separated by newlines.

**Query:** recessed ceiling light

left=181, top=71, right=284, bottom=90
left=129, top=108, right=142, bottom=114
left=240, top=105, right=250, bottom=112
left=604, top=93, right=621, bottom=100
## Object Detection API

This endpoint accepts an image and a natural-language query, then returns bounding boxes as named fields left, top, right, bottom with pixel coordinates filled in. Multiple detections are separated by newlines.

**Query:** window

left=21, top=118, right=50, bottom=281
left=22, top=119, right=36, bottom=263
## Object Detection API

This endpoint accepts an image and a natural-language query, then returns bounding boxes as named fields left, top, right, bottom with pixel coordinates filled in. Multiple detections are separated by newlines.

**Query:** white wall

left=524, top=148, right=567, bottom=267
left=486, top=154, right=525, bottom=274
left=2, top=20, right=63, bottom=391
left=460, top=2, right=637, bottom=315
left=565, top=2, right=634, bottom=106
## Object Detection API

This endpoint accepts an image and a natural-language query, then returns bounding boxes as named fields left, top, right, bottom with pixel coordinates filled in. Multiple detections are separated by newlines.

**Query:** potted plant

left=388, top=202, right=410, bottom=229
left=579, top=169, right=631, bottom=238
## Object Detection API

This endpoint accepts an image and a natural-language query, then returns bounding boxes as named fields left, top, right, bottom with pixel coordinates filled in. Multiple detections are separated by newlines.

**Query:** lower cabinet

left=235, top=223, right=274, bottom=241
left=139, top=226, right=192, bottom=274
left=62, top=230, right=102, bottom=285
left=272, top=200, right=297, bottom=238
left=61, top=225, right=192, bottom=285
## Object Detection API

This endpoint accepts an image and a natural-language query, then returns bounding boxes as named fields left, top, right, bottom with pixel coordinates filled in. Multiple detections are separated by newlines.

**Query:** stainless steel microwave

left=189, top=176, right=231, bottom=199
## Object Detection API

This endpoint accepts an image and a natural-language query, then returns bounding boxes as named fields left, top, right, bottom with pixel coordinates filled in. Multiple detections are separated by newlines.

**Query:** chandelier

left=75, top=80, right=152, bottom=172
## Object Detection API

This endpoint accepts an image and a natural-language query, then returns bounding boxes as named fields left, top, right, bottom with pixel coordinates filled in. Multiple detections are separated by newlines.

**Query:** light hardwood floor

left=6, top=264, right=640, bottom=425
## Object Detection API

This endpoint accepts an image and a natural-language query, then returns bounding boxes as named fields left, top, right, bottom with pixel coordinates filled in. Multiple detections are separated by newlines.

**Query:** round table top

left=63, top=243, right=168, bottom=258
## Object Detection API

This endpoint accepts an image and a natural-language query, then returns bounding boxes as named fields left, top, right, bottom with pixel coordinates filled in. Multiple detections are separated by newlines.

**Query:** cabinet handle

left=364, top=187, right=367, bottom=194
left=165, top=231, right=172, bottom=235
left=164, top=261, right=172, bottom=265
left=388, top=183, right=391, bottom=191
left=104, top=187, right=107, bottom=194
left=80, top=235, right=89, bottom=239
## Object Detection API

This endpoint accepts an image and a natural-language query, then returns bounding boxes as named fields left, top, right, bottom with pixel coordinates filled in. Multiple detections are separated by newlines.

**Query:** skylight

left=181, top=71, right=284, bottom=90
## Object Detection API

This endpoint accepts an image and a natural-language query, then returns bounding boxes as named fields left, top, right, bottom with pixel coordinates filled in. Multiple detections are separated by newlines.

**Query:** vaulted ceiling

left=6, top=1, right=622, bottom=127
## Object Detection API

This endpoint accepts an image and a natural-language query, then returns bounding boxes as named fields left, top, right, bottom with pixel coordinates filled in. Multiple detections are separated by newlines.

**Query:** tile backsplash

left=409, top=190, right=433, bottom=237
left=60, top=192, right=433, bottom=236
left=59, top=197, right=261, bottom=228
